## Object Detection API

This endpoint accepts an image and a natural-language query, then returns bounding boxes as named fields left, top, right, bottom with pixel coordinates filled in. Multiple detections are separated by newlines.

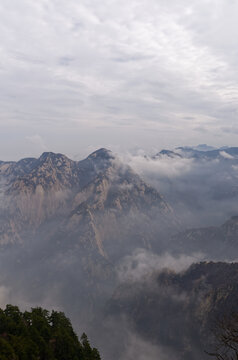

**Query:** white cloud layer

left=1, top=0, right=238, bottom=159
left=117, top=249, right=204, bottom=282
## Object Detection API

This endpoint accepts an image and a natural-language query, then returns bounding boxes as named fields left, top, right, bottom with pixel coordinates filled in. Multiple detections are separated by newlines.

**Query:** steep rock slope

left=0, top=149, right=178, bottom=258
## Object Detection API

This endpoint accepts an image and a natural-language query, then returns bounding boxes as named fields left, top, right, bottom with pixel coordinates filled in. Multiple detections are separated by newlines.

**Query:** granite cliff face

left=0, top=148, right=178, bottom=258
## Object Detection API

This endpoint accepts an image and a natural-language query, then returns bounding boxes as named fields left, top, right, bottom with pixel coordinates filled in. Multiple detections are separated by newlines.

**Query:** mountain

left=103, top=261, right=238, bottom=360
left=1, top=147, right=238, bottom=360
left=155, top=146, right=238, bottom=161
left=0, top=148, right=178, bottom=256
left=171, top=216, right=238, bottom=259
left=191, top=144, right=216, bottom=151
left=152, top=144, right=238, bottom=163
left=0, top=148, right=180, bottom=337
left=154, top=149, right=182, bottom=158
left=176, top=146, right=238, bottom=160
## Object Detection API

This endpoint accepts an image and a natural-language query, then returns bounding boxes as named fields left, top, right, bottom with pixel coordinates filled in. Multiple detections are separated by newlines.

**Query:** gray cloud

left=121, top=331, right=174, bottom=360
left=117, top=249, right=204, bottom=283
left=125, top=150, right=238, bottom=227
left=0, top=0, right=238, bottom=159
left=26, top=134, right=48, bottom=151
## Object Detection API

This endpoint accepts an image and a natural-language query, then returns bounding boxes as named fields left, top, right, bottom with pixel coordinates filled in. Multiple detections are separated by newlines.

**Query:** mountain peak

left=158, top=149, right=182, bottom=158
left=38, top=152, right=72, bottom=168
left=87, top=148, right=114, bottom=160
left=39, top=152, right=66, bottom=161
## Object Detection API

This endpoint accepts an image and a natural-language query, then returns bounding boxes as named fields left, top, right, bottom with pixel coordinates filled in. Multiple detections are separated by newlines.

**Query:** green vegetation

left=0, top=304, right=101, bottom=360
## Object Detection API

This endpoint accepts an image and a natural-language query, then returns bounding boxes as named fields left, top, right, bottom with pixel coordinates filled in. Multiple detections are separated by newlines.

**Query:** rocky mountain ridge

left=0, top=148, right=178, bottom=258
left=156, top=146, right=238, bottom=161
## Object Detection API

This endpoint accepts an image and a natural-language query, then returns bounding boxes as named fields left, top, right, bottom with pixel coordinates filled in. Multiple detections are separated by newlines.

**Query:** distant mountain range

left=156, top=146, right=238, bottom=160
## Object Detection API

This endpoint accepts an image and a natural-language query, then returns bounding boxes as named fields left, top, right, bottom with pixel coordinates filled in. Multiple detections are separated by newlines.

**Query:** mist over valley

left=0, top=146, right=238, bottom=359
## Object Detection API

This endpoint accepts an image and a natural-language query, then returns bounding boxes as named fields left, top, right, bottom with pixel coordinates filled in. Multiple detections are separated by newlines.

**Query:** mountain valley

left=0, top=146, right=238, bottom=359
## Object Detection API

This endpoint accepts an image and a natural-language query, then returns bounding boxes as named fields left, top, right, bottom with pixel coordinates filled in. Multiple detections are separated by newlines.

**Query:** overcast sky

left=1, top=0, right=238, bottom=160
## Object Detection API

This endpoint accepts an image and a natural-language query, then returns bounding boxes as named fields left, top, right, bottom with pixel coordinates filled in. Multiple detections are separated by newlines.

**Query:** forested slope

left=0, top=305, right=100, bottom=360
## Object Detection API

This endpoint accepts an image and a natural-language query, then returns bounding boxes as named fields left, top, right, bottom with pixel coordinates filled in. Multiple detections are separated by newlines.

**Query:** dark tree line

left=0, top=304, right=101, bottom=360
